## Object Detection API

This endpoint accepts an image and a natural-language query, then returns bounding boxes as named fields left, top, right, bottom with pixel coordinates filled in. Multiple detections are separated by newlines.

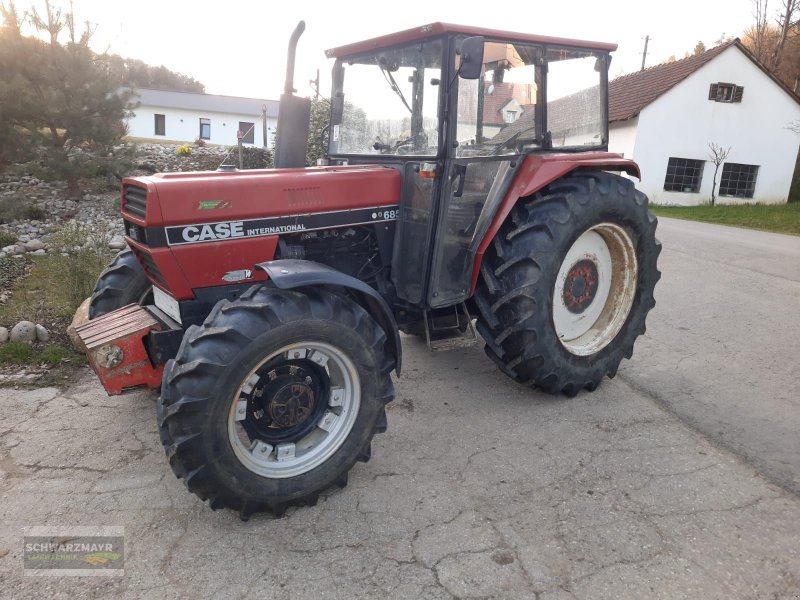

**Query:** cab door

left=427, top=39, right=542, bottom=308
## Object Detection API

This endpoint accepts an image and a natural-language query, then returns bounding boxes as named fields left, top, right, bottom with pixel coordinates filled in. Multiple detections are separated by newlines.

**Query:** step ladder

left=423, top=303, right=479, bottom=351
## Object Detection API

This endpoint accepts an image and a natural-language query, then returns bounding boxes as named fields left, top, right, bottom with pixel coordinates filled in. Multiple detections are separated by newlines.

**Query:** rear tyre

left=88, top=249, right=152, bottom=319
left=157, top=286, right=395, bottom=519
left=475, top=172, right=661, bottom=396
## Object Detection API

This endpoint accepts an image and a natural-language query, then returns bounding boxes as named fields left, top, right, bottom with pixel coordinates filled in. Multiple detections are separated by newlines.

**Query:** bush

left=194, top=137, right=207, bottom=147
left=0, top=255, right=28, bottom=288
left=46, top=222, right=110, bottom=308
left=176, top=145, right=192, bottom=156
left=0, top=196, right=45, bottom=224
left=0, top=231, right=18, bottom=248
left=224, top=146, right=274, bottom=170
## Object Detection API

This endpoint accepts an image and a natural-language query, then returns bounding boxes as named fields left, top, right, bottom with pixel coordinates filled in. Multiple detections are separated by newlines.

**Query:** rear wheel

left=88, top=249, right=152, bottom=319
left=157, top=286, right=395, bottom=519
left=475, top=172, right=660, bottom=396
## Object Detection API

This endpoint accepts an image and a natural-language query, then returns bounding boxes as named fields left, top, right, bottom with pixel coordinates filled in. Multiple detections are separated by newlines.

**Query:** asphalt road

left=622, top=217, right=800, bottom=495
left=0, top=216, right=799, bottom=598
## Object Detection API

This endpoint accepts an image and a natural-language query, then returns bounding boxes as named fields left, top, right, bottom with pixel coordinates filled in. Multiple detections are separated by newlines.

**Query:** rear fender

left=469, top=153, right=640, bottom=294
left=255, top=259, right=402, bottom=375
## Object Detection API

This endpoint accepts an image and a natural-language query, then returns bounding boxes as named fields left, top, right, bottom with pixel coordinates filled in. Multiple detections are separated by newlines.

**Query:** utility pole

left=262, top=104, right=268, bottom=149
left=641, top=35, right=650, bottom=71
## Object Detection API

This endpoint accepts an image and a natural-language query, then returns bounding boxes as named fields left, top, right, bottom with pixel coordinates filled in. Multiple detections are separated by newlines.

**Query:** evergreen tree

left=0, top=0, right=134, bottom=191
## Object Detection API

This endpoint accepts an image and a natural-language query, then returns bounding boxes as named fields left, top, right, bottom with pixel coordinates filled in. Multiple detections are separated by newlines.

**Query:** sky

left=10, top=0, right=758, bottom=101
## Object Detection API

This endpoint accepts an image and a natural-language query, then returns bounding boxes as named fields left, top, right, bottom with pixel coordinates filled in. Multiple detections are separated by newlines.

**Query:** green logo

left=198, top=200, right=232, bottom=210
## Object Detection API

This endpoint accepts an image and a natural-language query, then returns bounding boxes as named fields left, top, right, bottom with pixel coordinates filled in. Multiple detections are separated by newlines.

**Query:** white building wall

left=127, top=106, right=277, bottom=148
left=608, top=117, right=638, bottom=160
left=630, top=46, right=800, bottom=206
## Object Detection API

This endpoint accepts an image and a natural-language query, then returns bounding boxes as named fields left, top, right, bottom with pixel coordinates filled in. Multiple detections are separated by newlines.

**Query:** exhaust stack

left=274, top=20, right=312, bottom=169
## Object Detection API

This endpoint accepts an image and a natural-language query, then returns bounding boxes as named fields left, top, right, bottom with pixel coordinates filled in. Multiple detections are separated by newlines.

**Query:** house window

left=154, top=114, right=165, bottom=136
left=504, top=110, right=517, bottom=123
left=708, top=82, right=744, bottom=103
left=719, top=163, right=758, bottom=198
left=238, top=121, right=255, bottom=144
left=663, top=157, right=704, bottom=193
left=199, top=118, right=211, bottom=140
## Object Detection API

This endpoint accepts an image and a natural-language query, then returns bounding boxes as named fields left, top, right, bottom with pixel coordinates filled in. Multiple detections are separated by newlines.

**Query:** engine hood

left=123, top=165, right=401, bottom=227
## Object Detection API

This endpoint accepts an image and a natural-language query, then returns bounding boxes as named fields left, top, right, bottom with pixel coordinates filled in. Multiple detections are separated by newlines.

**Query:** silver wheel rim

left=228, top=341, right=360, bottom=479
left=552, top=223, right=638, bottom=356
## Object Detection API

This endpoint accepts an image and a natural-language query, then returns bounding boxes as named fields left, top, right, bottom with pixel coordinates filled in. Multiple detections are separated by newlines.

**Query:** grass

left=0, top=239, right=108, bottom=373
left=650, top=203, right=800, bottom=236
left=0, top=253, right=104, bottom=324
left=0, top=341, right=80, bottom=366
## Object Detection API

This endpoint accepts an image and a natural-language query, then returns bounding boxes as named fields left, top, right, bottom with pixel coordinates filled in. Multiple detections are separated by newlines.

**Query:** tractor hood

left=122, top=165, right=401, bottom=228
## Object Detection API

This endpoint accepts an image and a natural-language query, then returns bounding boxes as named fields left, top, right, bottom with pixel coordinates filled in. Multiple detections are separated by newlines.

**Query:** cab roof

left=325, top=22, right=617, bottom=58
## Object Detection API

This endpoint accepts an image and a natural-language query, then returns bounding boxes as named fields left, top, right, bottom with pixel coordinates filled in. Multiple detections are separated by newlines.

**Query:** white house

left=126, top=88, right=280, bottom=148
left=608, top=40, right=800, bottom=205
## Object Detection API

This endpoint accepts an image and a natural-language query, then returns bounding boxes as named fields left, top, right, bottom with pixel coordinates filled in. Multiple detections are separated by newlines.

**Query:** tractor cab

left=325, top=24, right=614, bottom=311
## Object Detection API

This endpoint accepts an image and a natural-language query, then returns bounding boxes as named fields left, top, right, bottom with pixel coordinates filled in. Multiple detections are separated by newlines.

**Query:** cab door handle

left=452, top=164, right=467, bottom=197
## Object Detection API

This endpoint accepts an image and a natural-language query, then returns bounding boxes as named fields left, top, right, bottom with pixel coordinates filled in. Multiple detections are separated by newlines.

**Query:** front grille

left=132, top=247, right=167, bottom=289
left=123, top=184, right=148, bottom=218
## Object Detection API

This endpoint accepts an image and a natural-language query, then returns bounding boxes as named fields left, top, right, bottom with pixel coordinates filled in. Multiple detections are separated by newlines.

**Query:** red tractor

left=77, top=23, right=660, bottom=519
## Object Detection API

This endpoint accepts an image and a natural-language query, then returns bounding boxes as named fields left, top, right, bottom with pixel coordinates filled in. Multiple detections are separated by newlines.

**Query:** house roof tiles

left=609, top=39, right=800, bottom=123
left=608, top=40, right=736, bottom=123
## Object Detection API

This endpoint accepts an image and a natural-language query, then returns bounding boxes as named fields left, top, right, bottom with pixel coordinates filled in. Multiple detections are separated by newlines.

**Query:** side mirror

left=458, top=36, right=485, bottom=79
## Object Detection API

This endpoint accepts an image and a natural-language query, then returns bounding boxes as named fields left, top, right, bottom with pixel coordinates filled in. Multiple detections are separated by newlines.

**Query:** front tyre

left=88, top=249, right=152, bottom=319
left=475, top=172, right=661, bottom=396
left=157, top=286, right=394, bottom=519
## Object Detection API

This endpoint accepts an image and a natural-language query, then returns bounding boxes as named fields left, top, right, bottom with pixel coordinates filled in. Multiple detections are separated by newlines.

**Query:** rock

left=35, top=324, right=49, bottom=342
left=0, top=327, right=8, bottom=343
left=18, top=234, right=30, bottom=243
left=31, top=249, right=46, bottom=256
left=108, top=235, right=126, bottom=250
left=10, top=321, right=37, bottom=343
left=1, top=245, right=15, bottom=253
left=11, top=245, right=26, bottom=255
left=67, top=297, right=91, bottom=353
left=23, top=239, right=44, bottom=251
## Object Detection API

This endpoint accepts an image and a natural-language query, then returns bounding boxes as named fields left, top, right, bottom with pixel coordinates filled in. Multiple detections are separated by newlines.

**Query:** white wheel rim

left=552, top=223, right=638, bottom=356
left=228, top=341, right=360, bottom=479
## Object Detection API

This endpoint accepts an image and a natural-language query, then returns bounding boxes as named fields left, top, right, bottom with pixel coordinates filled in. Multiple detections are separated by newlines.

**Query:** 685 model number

left=372, top=209, right=398, bottom=220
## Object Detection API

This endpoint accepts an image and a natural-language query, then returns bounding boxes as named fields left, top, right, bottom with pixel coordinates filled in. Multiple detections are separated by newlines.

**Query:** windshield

left=330, top=40, right=443, bottom=156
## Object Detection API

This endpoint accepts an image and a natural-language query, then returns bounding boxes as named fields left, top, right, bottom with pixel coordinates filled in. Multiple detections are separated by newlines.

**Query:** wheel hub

left=562, top=259, right=598, bottom=314
left=243, top=361, right=327, bottom=444
left=552, top=224, right=638, bottom=356
left=267, top=381, right=315, bottom=428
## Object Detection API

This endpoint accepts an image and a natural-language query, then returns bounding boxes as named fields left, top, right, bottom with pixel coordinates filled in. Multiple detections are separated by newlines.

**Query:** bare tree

left=771, top=0, right=800, bottom=69
left=752, top=0, right=772, bottom=61
left=708, top=143, right=732, bottom=206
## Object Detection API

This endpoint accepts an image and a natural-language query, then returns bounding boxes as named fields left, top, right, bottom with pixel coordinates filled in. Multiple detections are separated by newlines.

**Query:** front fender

left=255, top=259, right=401, bottom=375
left=470, top=153, right=641, bottom=294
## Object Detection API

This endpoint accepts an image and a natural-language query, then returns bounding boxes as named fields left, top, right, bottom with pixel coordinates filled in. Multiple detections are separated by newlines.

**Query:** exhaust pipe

left=274, top=20, right=311, bottom=169
left=284, top=21, right=305, bottom=95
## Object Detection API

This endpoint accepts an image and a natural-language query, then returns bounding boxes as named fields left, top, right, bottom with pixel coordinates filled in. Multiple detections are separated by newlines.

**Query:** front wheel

left=475, top=172, right=661, bottom=396
left=89, top=249, right=152, bottom=319
left=157, top=286, right=395, bottom=519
